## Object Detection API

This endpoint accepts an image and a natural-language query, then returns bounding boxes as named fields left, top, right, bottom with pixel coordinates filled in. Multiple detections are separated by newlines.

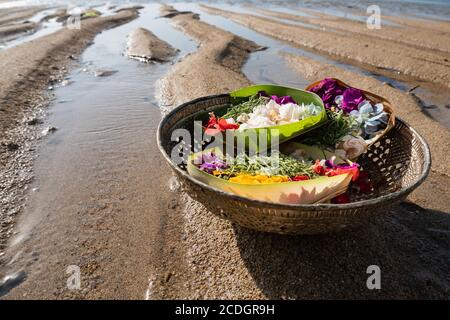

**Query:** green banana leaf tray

left=202, top=85, right=327, bottom=151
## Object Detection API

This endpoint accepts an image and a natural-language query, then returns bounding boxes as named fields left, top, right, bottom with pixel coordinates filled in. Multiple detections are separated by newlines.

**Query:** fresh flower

left=332, top=193, right=350, bottom=204
left=309, top=78, right=344, bottom=109
left=354, top=171, right=373, bottom=193
left=205, top=113, right=239, bottom=135
left=335, top=135, right=367, bottom=160
left=229, top=174, right=289, bottom=184
left=327, top=163, right=360, bottom=181
left=291, top=175, right=310, bottom=181
left=342, top=88, right=365, bottom=113
left=271, top=95, right=296, bottom=105
left=196, top=152, right=229, bottom=174
left=349, top=101, right=388, bottom=139
left=312, top=160, right=326, bottom=175
left=238, top=99, right=321, bottom=130
left=206, top=92, right=321, bottom=133
left=312, top=158, right=360, bottom=181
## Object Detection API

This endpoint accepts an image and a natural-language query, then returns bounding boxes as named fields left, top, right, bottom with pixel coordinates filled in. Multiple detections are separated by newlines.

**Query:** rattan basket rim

left=157, top=93, right=431, bottom=210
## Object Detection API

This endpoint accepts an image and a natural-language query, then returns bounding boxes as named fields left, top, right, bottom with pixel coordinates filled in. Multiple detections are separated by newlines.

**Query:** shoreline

left=200, top=5, right=450, bottom=89
left=0, top=8, right=140, bottom=257
left=0, top=2, right=448, bottom=299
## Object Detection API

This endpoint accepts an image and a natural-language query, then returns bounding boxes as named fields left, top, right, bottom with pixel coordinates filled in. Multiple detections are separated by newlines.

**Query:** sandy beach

left=0, top=1, right=448, bottom=300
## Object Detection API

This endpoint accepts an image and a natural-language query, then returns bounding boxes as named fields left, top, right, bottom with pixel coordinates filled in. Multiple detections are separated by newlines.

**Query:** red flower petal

left=332, top=193, right=350, bottom=204
left=292, top=175, right=309, bottom=181
left=217, top=118, right=239, bottom=131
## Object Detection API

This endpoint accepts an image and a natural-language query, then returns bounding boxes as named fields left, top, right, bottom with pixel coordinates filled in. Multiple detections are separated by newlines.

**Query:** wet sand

left=157, top=6, right=260, bottom=110
left=0, top=4, right=187, bottom=299
left=0, top=6, right=46, bottom=26
left=383, top=14, right=450, bottom=34
left=201, top=5, right=450, bottom=89
left=0, top=9, right=139, bottom=260
left=253, top=7, right=450, bottom=54
left=0, top=6, right=46, bottom=43
left=146, top=5, right=262, bottom=299
left=152, top=7, right=450, bottom=299
left=0, top=22, right=37, bottom=39
left=0, top=3, right=448, bottom=300
left=126, top=27, right=178, bottom=63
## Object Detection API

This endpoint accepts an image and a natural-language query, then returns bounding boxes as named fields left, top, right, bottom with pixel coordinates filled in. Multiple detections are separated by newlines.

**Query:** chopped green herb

left=218, top=153, right=316, bottom=179
left=222, top=94, right=269, bottom=120
left=301, top=110, right=357, bottom=147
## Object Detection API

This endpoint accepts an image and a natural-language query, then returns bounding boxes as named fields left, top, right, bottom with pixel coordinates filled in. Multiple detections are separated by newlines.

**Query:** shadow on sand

left=233, top=202, right=450, bottom=299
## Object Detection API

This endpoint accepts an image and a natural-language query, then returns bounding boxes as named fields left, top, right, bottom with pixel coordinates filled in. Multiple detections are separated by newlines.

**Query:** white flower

left=336, top=135, right=367, bottom=159
left=237, top=99, right=320, bottom=130
left=236, top=113, right=249, bottom=123
left=279, top=103, right=301, bottom=121
left=334, top=149, right=347, bottom=160
left=334, top=95, right=343, bottom=106
left=238, top=115, right=275, bottom=130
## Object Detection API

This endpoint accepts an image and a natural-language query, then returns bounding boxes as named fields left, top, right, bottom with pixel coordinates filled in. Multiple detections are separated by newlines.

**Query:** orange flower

left=229, top=174, right=289, bottom=184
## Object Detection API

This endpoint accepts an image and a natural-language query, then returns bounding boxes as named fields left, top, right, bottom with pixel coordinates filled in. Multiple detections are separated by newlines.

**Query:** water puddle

left=0, top=7, right=62, bottom=50
left=4, top=3, right=196, bottom=280
left=0, top=4, right=120, bottom=50
left=174, top=2, right=312, bottom=89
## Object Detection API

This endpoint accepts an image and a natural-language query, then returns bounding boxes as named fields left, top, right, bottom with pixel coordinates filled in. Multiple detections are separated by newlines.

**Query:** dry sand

left=200, top=5, right=450, bottom=89
left=151, top=7, right=449, bottom=299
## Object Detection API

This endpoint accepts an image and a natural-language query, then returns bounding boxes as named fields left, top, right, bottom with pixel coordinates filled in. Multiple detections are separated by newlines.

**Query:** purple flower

left=324, top=158, right=335, bottom=168
left=336, top=163, right=360, bottom=170
left=309, top=78, right=345, bottom=110
left=310, top=78, right=338, bottom=95
left=271, top=95, right=296, bottom=105
left=342, top=88, right=365, bottom=113
left=258, top=90, right=269, bottom=98
left=258, top=91, right=296, bottom=104
left=199, top=162, right=219, bottom=173
left=197, top=152, right=228, bottom=174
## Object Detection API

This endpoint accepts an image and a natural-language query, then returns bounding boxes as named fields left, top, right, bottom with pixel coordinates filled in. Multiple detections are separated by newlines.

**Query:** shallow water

left=0, top=5, right=119, bottom=50
left=4, top=3, right=196, bottom=288
left=0, top=15, right=61, bottom=50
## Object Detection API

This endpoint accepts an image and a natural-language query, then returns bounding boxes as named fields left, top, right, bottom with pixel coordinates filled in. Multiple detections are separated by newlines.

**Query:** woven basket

left=157, top=94, right=431, bottom=234
left=305, top=78, right=396, bottom=147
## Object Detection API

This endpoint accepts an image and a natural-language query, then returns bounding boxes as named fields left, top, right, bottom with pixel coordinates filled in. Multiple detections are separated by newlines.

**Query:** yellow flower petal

left=229, top=174, right=289, bottom=184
